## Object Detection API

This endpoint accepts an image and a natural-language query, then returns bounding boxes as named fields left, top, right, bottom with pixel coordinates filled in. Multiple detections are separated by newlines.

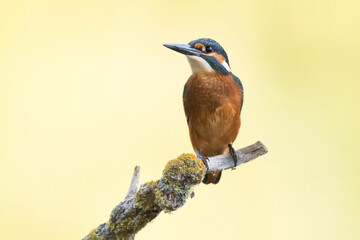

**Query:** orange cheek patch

left=209, top=53, right=225, bottom=63
left=194, top=43, right=204, bottom=51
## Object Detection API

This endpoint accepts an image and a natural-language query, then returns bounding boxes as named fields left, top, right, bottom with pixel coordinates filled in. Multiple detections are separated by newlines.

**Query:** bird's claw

left=228, top=144, right=238, bottom=169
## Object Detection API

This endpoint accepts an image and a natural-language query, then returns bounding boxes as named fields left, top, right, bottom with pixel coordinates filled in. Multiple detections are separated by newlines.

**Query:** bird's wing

left=231, top=73, right=244, bottom=111
left=182, top=82, right=189, bottom=124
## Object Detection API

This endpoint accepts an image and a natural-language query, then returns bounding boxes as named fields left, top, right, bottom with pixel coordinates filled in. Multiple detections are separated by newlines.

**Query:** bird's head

left=164, top=38, right=231, bottom=75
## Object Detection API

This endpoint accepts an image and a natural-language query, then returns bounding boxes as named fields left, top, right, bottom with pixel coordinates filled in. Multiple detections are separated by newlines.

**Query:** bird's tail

left=203, top=171, right=222, bottom=184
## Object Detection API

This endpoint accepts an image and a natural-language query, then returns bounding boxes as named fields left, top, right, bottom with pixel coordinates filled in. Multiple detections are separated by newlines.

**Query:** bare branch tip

left=257, top=141, right=268, bottom=154
left=125, top=165, right=141, bottom=200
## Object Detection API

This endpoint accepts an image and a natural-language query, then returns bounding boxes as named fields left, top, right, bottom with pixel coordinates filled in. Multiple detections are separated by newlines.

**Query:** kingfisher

left=164, top=38, right=244, bottom=184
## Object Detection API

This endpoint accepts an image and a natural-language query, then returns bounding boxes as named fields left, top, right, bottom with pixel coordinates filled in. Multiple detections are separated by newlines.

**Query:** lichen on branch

left=83, top=153, right=205, bottom=240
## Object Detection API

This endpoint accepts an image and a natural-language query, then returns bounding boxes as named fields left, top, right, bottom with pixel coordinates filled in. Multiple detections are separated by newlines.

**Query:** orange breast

left=184, top=72, right=243, bottom=157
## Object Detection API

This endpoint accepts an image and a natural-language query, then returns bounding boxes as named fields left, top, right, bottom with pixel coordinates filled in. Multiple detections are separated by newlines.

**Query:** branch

left=82, top=141, right=268, bottom=240
left=207, top=141, right=268, bottom=172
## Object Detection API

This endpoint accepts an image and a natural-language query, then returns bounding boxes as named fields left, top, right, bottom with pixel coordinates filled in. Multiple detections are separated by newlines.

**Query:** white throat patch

left=186, top=56, right=213, bottom=73
left=186, top=55, right=231, bottom=73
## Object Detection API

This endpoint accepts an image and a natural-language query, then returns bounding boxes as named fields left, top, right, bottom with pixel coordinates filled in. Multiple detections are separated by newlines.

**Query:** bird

left=164, top=38, right=244, bottom=184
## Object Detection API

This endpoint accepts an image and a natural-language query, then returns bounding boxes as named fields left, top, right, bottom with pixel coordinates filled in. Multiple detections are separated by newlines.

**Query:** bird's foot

left=228, top=144, right=238, bottom=169
left=196, top=149, right=209, bottom=170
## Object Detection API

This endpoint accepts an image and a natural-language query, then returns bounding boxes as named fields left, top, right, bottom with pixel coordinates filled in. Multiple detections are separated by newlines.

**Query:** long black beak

left=163, top=43, right=202, bottom=56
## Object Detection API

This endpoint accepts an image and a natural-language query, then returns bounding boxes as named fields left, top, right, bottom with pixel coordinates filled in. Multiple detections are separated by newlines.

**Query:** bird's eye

left=205, top=46, right=213, bottom=53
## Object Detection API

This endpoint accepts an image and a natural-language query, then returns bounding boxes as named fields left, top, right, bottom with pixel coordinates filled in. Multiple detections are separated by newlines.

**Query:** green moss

left=155, top=153, right=206, bottom=212
left=135, top=154, right=205, bottom=212
left=86, top=229, right=103, bottom=240
left=134, top=180, right=158, bottom=210
left=112, top=206, right=159, bottom=238
left=107, top=180, right=161, bottom=239
left=162, top=153, right=205, bottom=186
left=107, top=221, right=115, bottom=231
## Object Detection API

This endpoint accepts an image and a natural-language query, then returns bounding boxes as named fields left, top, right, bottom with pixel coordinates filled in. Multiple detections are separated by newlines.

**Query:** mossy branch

left=82, top=141, right=268, bottom=240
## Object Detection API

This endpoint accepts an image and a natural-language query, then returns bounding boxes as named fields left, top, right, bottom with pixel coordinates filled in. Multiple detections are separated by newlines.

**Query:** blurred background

left=1, top=0, right=359, bottom=239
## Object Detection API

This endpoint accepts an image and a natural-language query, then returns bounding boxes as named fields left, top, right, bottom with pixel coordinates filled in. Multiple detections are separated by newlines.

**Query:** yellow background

left=1, top=0, right=359, bottom=239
